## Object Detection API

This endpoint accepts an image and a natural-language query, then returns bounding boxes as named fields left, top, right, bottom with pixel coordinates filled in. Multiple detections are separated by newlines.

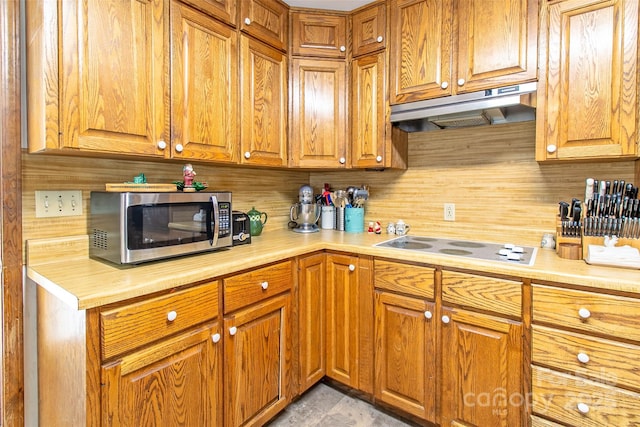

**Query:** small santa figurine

left=183, top=164, right=196, bottom=187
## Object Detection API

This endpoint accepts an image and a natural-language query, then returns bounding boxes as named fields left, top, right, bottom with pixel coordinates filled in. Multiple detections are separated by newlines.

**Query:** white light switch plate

left=35, top=190, right=83, bottom=218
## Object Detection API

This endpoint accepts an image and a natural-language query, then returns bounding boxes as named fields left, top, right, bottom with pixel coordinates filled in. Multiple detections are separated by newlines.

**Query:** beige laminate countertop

left=26, top=229, right=640, bottom=310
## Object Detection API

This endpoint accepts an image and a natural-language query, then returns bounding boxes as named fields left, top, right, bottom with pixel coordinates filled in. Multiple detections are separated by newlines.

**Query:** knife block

left=555, top=216, right=582, bottom=260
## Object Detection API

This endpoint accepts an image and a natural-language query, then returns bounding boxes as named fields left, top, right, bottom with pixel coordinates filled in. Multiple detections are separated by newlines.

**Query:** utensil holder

left=321, top=206, right=336, bottom=230
left=555, top=216, right=582, bottom=260
left=344, top=207, right=364, bottom=233
left=336, top=207, right=345, bottom=231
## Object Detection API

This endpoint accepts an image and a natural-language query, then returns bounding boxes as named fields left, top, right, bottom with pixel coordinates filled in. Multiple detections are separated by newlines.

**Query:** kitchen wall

left=22, top=121, right=636, bottom=249
left=310, top=121, right=636, bottom=246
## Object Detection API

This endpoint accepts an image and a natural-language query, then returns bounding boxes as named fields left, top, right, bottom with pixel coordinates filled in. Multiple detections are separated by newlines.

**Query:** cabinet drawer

left=442, top=270, right=522, bottom=318
left=374, top=260, right=434, bottom=299
left=224, top=261, right=292, bottom=313
left=101, top=281, right=219, bottom=360
left=532, top=366, right=640, bottom=426
left=532, top=284, right=640, bottom=342
left=533, top=325, right=640, bottom=392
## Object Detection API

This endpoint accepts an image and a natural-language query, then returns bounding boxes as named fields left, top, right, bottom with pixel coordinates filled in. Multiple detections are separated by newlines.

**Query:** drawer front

left=533, top=325, right=640, bottom=392
left=532, top=366, right=640, bottom=426
left=224, top=260, right=292, bottom=313
left=374, top=259, right=434, bottom=299
left=442, top=270, right=522, bottom=317
left=101, top=281, right=219, bottom=360
left=532, top=284, right=640, bottom=342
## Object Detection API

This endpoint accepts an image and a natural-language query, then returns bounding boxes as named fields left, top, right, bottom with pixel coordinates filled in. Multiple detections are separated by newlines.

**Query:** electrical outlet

left=444, top=203, right=455, bottom=221
left=35, top=190, right=83, bottom=218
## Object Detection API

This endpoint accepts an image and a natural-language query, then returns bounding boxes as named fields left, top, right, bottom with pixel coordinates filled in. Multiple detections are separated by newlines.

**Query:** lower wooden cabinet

left=36, top=280, right=222, bottom=426
left=440, top=307, right=524, bottom=427
left=440, top=270, right=524, bottom=427
left=325, top=252, right=374, bottom=394
left=223, top=293, right=291, bottom=426
left=297, top=252, right=327, bottom=393
left=102, top=323, right=223, bottom=426
left=374, top=291, right=436, bottom=422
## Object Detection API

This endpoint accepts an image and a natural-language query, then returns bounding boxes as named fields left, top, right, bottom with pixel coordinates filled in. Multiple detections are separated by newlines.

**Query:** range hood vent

left=390, top=82, right=537, bottom=132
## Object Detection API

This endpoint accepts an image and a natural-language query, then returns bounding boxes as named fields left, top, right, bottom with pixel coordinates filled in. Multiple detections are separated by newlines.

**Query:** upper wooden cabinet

left=27, top=0, right=240, bottom=163
left=239, top=35, right=288, bottom=167
left=536, top=0, right=640, bottom=161
left=170, top=0, right=238, bottom=163
left=290, top=11, right=348, bottom=58
left=389, top=0, right=538, bottom=104
left=240, top=0, right=289, bottom=51
left=27, top=0, right=168, bottom=157
left=180, top=0, right=237, bottom=26
left=351, top=51, right=408, bottom=169
left=289, top=57, right=348, bottom=168
left=352, top=2, right=386, bottom=57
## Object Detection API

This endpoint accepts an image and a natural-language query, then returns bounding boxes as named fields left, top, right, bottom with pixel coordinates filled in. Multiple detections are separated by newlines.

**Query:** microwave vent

left=92, top=229, right=108, bottom=250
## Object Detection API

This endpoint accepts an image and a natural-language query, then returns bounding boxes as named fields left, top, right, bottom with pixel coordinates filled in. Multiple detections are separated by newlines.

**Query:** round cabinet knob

left=339, top=157, right=346, bottom=164
left=441, top=81, right=449, bottom=89
left=229, top=326, right=237, bottom=336
left=424, top=310, right=433, bottom=319
left=376, top=36, right=383, bottom=43
left=212, top=333, right=221, bottom=343
left=174, top=143, right=184, bottom=153
left=244, top=18, right=251, bottom=25
left=578, top=307, right=591, bottom=319
left=167, top=311, right=177, bottom=322
left=376, top=155, right=382, bottom=162
left=261, top=281, right=269, bottom=290
left=441, top=315, right=450, bottom=324
left=577, top=352, right=590, bottom=364
left=457, top=78, right=466, bottom=86
left=577, top=402, right=590, bottom=414
left=340, top=45, right=346, bottom=52
left=348, top=264, right=356, bottom=272
left=547, top=144, right=557, bottom=154
left=157, top=140, right=167, bottom=150
left=244, top=151, right=251, bottom=159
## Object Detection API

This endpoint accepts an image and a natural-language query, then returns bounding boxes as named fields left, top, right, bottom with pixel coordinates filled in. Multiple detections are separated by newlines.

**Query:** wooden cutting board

left=105, top=183, right=177, bottom=192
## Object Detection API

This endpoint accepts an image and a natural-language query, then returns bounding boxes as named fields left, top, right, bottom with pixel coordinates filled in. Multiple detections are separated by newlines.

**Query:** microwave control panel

left=218, top=202, right=231, bottom=237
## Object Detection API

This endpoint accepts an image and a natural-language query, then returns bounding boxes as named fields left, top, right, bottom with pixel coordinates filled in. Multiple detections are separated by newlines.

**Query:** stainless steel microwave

left=90, top=191, right=232, bottom=264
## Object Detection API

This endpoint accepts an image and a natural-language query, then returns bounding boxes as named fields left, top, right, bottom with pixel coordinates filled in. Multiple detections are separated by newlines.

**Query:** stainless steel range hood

left=390, top=82, right=537, bottom=132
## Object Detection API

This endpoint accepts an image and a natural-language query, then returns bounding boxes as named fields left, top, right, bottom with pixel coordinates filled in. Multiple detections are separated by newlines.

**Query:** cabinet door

left=101, top=323, right=222, bottom=427
left=224, top=294, right=291, bottom=427
left=351, top=52, right=387, bottom=169
left=536, top=0, right=639, bottom=161
left=291, top=12, right=347, bottom=58
left=325, top=253, right=376, bottom=391
left=441, top=307, right=523, bottom=427
left=239, top=0, right=288, bottom=51
left=374, top=291, right=436, bottom=422
left=298, top=253, right=327, bottom=393
left=170, top=1, right=238, bottom=163
left=239, top=36, right=288, bottom=166
left=389, top=0, right=453, bottom=104
left=55, top=0, right=167, bottom=156
left=352, top=3, right=386, bottom=57
left=289, top=58, right=348, bottom=168
left=455, top=0, right=538, bottom=93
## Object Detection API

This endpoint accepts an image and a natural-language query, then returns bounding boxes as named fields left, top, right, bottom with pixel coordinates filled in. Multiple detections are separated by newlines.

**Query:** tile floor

left=267, top=382, right=418, bottom=427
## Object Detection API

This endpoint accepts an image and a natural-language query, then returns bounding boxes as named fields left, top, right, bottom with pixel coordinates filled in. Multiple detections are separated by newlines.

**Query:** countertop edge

left=27, top=230, right=640, bottom=310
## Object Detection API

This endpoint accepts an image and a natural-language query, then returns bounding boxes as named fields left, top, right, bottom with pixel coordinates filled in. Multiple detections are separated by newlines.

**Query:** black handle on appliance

left=209, top=195, right=220, bottom=246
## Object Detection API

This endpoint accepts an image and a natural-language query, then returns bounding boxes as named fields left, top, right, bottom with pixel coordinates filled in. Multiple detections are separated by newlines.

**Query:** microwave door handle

left=209, top=195, right=220, bottom=246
